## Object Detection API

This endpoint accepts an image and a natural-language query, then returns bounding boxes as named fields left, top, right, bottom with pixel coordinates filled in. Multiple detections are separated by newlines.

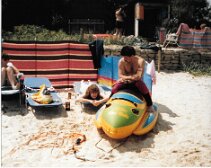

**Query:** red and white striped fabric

left=2, top=41, right=98, bottom=88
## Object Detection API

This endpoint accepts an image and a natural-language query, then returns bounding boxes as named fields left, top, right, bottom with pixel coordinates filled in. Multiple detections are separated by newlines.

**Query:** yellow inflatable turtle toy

left=95, top=89, right=158, bottom=139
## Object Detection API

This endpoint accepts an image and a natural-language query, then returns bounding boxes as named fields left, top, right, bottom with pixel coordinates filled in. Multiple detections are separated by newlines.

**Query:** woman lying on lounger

left=76, top=84, right=109, bottom=107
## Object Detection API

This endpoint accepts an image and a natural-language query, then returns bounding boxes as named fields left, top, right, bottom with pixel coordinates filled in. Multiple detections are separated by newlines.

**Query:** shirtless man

left=1, top=54, right=20, bottom=90
left=114, top=7, right=125, bottom=37
left=111, top=46, right=155, bottom=113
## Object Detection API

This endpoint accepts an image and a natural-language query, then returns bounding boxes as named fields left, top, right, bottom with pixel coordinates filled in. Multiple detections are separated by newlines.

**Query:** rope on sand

left=5, top=131, right=87, bottom=159
left=95, top=137, right=128, bottom=153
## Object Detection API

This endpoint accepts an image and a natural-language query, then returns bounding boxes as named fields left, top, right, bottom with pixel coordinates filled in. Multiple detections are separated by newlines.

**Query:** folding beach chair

left=23, top=77, right=62, bottom=112
left=1, top=73, right=24, bottom=113
left=163, top=33, right=179, bottom=48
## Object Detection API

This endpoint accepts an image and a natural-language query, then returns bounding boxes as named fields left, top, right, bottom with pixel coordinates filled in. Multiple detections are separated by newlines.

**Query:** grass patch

left=182, top=61, right=211, bottom=76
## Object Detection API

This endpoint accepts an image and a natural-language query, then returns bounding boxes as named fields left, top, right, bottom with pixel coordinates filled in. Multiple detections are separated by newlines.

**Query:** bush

left=2, top=25, right=93, bottom=42
left=104, top=35, right=144, bottom=46
left=2, top=25, right=144, bottom=46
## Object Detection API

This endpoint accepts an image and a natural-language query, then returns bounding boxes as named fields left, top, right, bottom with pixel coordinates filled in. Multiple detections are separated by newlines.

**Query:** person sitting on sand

left=1, top=53, right=21, bottom=90
left=76, top=84, right=109, bottom=107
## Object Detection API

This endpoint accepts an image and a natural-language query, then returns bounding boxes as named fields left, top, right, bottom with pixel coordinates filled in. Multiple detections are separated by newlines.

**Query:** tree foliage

left=170, top=0, right=211, bottom=28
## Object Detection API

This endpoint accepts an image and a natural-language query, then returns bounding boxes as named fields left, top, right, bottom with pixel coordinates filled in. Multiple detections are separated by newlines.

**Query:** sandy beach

left=1, top=71, right=211, bottom=167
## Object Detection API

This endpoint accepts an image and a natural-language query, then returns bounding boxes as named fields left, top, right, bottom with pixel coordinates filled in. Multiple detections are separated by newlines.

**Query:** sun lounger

left=1, top=73, right=24, bottom=113
left=23, top=77, right=62, bottom=110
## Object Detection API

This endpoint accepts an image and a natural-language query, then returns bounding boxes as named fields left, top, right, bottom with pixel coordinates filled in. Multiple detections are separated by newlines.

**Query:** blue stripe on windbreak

left=179, top=44, right=211, bottom=48
left=178, top=44, right=193, bottom=47
left=180, top=38, right=193, bottom=41
left=111, top=92, right=143, bottom=104
left=180, top=37, right=211, bottom=41
left=193, top=38, right=211, bottom=41
left=193, top=44, right=211, bottom=47
left=193, top=32, right=211, bottom=35
left=181, top=31, right=211, bottom=35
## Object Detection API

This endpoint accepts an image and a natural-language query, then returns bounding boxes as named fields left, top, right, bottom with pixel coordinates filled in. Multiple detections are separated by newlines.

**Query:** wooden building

left=66, top=0, right=170, bottom=40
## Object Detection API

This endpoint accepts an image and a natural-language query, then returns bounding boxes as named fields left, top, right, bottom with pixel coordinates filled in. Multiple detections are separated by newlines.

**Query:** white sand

left=1, top=72, right=211, bottom=167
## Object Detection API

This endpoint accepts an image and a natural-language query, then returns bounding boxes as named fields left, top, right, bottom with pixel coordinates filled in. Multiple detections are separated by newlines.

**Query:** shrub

left=2, top=25, right=144, bottom=45
left=2, top=25, right=93, bottom=42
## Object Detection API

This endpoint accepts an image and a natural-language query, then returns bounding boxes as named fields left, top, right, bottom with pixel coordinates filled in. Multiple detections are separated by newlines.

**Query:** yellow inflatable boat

left=95, top=89, right=158, bottom=139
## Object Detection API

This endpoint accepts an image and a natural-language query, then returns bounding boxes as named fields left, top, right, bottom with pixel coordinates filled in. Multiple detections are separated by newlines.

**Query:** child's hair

left=83, top=84, right=103, bottom=100
left=120, top=46, right=136, bottom=56
left=2, top=53, right=10, bottom=60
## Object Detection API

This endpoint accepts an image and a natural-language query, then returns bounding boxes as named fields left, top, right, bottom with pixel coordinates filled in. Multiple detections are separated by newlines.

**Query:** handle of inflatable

left=111, top=98, right=137, bottom=107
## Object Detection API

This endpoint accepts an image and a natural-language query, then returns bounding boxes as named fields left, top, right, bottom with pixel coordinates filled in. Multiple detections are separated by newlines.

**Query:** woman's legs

left=1, top=67, right=7, bottom=86
left=6, top=67, right=19, bottom=89
left=115, top=21, right=124, bottom=37
left=117, top=28, right=123, bottom=37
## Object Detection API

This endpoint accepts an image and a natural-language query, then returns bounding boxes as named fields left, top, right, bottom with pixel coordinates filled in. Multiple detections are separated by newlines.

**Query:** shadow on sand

left=1, top=94, right=24, bottom=116
left=80, top=103, right=103, bottom=115
left=28, top=105, right=68, bottom=120
left=2, top=94, right=68, bottom=119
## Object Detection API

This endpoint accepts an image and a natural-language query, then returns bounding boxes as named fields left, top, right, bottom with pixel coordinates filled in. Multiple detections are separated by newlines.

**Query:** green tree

left=171, top=0, right=210, bottom=28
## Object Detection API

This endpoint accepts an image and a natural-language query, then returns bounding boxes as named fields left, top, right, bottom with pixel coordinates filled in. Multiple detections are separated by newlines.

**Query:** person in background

left=111, top=46, right=155, bottom=113
left=76, top=84, right=109, bottom=107
left=1, top=53, right=21, bottom=90
left=200, top=23, right=208, bottom=30
left=114, top=7, right=126, bottom=38
left=176, top=23, right=190, bottom=35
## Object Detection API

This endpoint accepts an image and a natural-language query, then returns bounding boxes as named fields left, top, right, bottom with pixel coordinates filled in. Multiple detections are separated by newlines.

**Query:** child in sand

left=76, top=84, right=109, bottom=107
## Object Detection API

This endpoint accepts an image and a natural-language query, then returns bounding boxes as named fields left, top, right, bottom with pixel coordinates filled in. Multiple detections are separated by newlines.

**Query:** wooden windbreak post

left=158, top=47, right=161, bottom=73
